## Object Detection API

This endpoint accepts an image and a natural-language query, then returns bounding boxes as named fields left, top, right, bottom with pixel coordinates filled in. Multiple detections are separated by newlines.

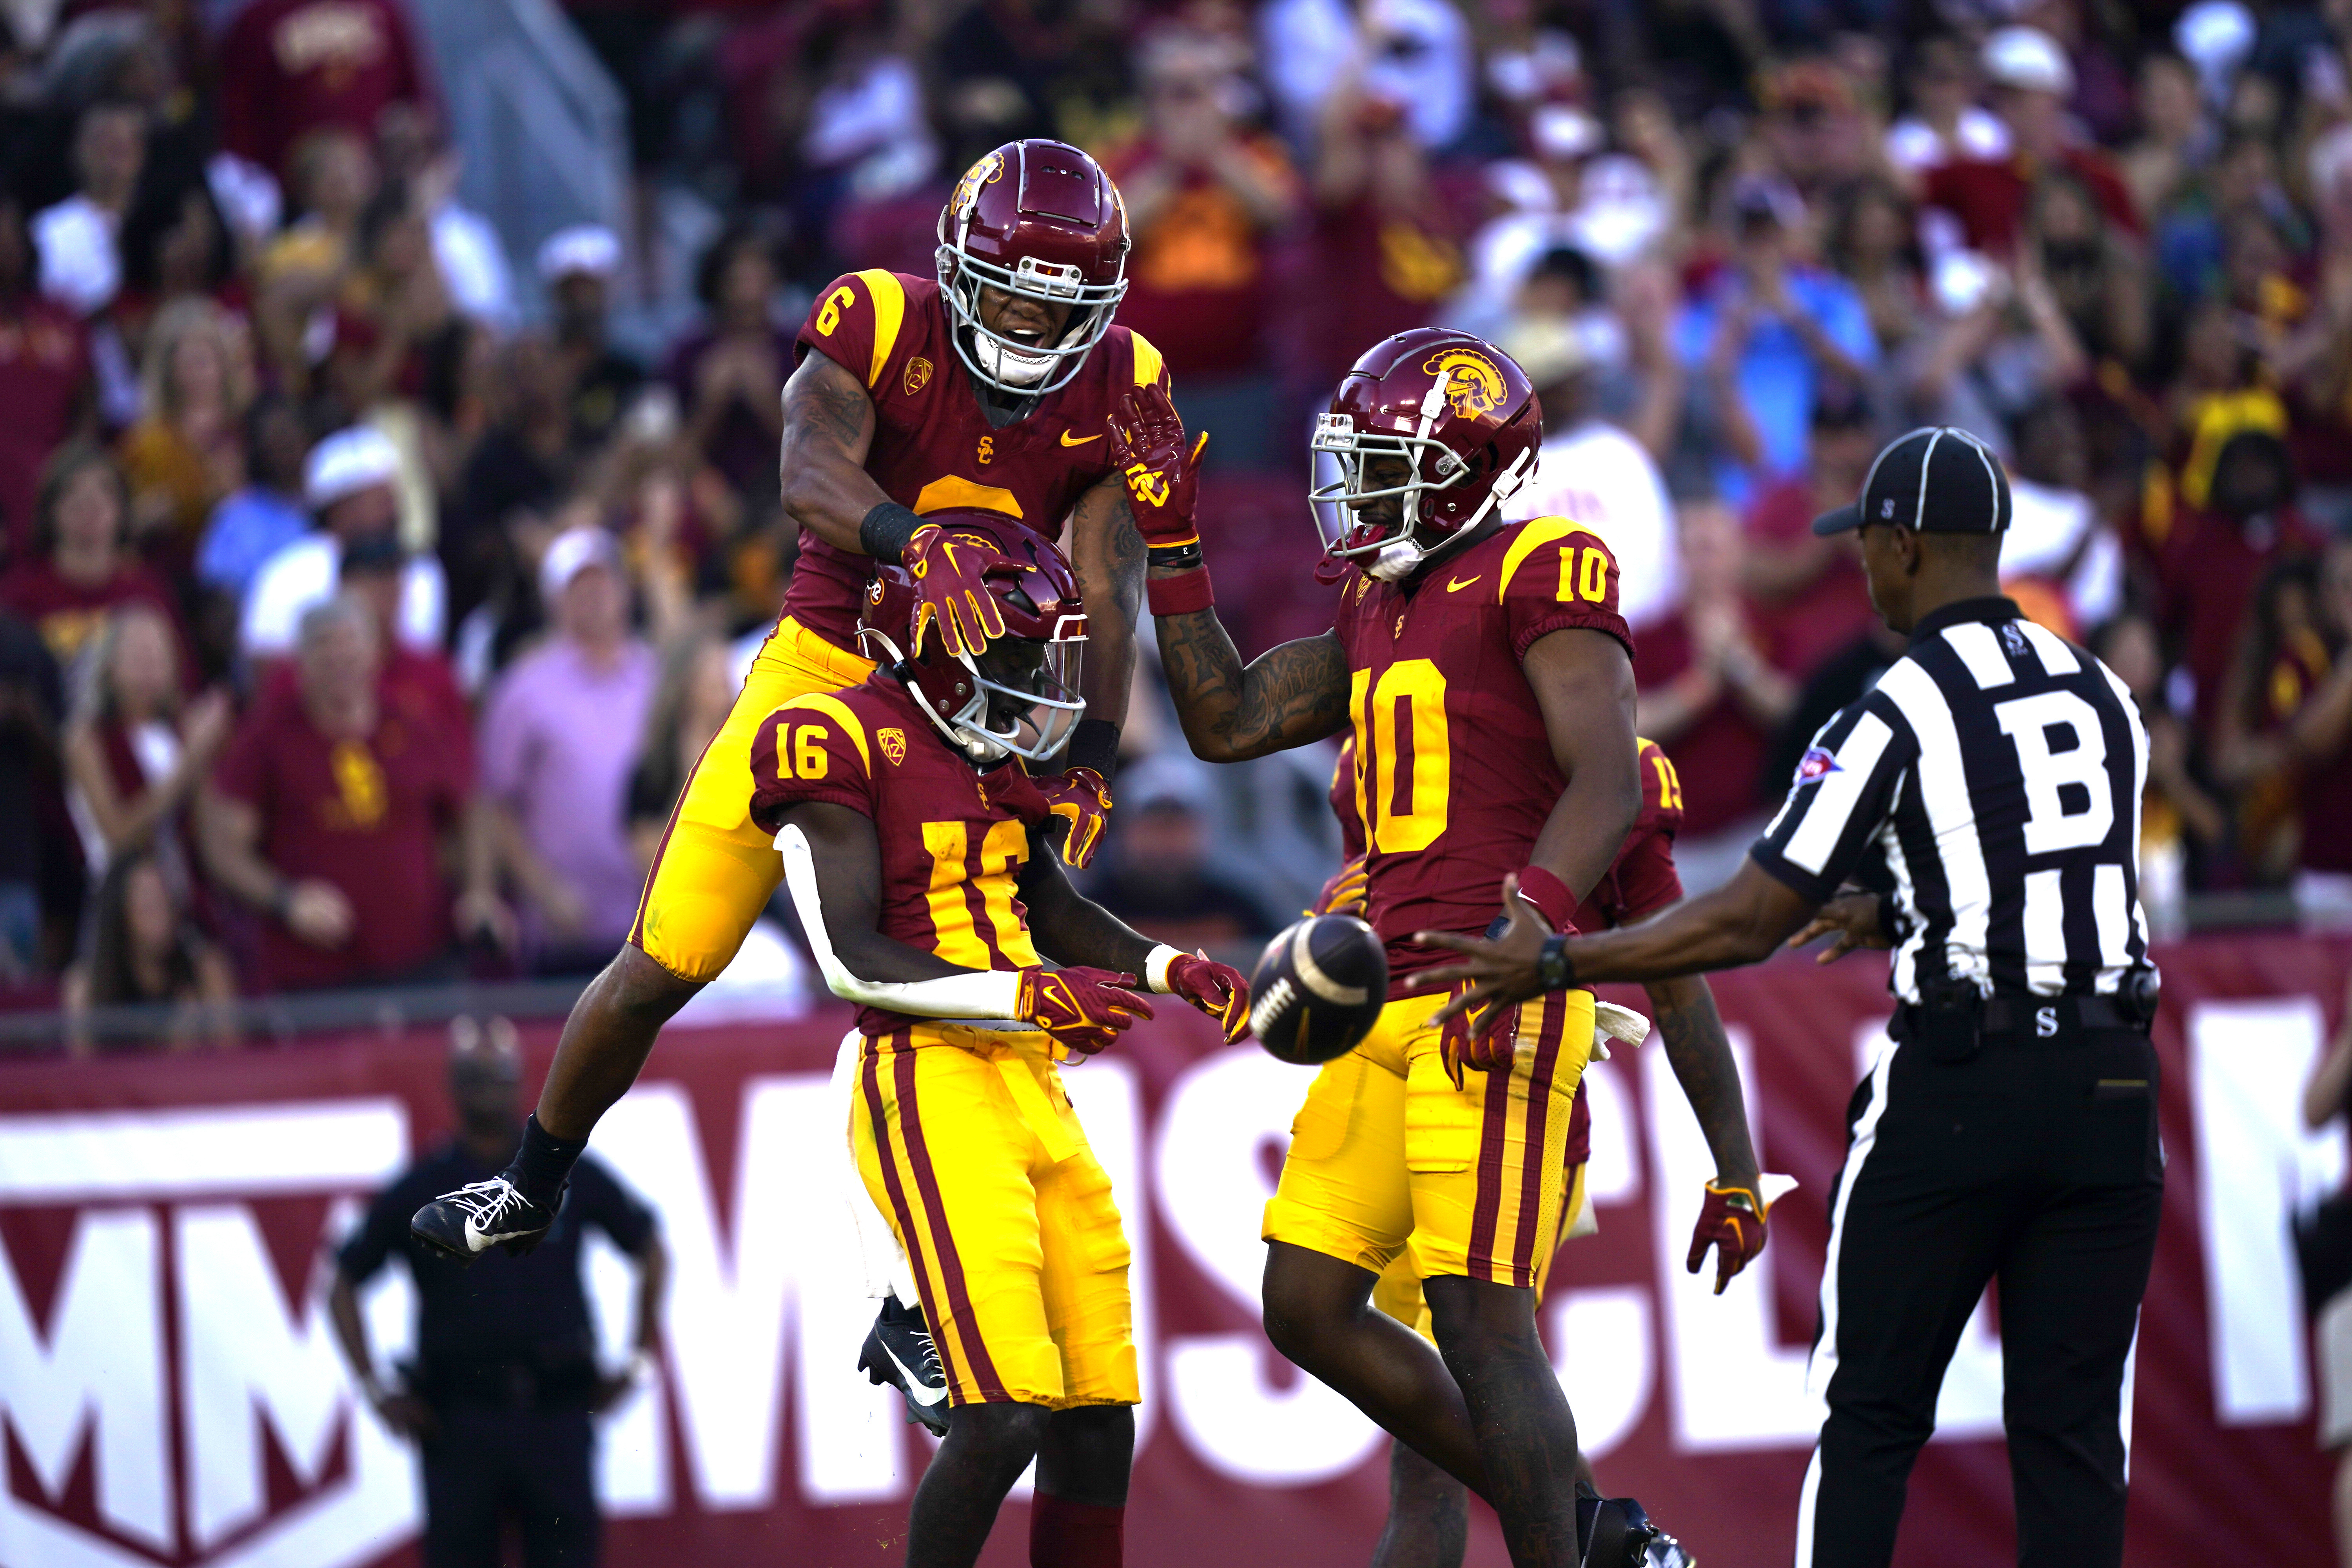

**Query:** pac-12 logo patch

left=904, top=356, right=933, bottom=396
left=879, top=728, right=907, bottom=766
left=1796, top=745, right=1842, bottom=784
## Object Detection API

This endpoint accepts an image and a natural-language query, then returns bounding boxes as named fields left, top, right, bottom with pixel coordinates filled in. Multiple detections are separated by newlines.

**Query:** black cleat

left=410, top=1175, right=559, bottom=1264
left=858, top=1295, right=950, bottom=1436
left=1578, top=1490, right=1692, bottom=1568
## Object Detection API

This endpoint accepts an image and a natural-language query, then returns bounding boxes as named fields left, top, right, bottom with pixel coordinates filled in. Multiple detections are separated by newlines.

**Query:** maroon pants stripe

left=1510, top=997, right=1569, bottom=1281
left=1465, top=1045, right=1517, bottom=1280
left=859, top=1037, right=967, bottom=1392
left=892, top=1040, right=1010, bottom=1401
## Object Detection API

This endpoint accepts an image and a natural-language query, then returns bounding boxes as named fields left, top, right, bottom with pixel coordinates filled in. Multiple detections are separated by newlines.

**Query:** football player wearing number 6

left=412, top=141, right=1161, bottom=1290
left=1110, top=327, right=1645, bottom=1568
left=754, top=532, right=1245, bottom=1568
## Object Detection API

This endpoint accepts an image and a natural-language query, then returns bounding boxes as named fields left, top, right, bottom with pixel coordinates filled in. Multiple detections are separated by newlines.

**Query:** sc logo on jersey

left=1421, top=348, right=1507, bottom=421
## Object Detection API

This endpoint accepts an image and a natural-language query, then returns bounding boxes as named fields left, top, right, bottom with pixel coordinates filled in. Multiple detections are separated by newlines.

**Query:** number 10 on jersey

left=1350, top=660, right=1451, bottom=854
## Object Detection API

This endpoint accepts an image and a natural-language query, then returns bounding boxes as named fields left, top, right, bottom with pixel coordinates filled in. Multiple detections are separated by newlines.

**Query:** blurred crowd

left=7, top=0, right=2352, bottom=1047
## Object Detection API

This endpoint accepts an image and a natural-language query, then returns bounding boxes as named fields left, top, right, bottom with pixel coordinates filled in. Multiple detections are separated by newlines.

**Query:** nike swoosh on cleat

left=1060, top=431, right=1102, bottom=446
left=464, top=1218, right=541, bottom=1249
left=881, top=1341, right=949, bottom=1405
left=1446, top=575, right=1481, bottom=592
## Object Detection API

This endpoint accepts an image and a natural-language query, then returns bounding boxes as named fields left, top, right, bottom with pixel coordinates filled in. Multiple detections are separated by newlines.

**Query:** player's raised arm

left=1109, top=385, right=1351, bottom=761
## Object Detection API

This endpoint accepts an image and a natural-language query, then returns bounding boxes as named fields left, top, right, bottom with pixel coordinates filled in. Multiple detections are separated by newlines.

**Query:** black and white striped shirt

left=1749, top=597, right=2153, bottom=1006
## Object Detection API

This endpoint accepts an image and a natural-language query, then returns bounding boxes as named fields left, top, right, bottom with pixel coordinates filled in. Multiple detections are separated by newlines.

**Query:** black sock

left=506, top=1114, right=587, bottom=1204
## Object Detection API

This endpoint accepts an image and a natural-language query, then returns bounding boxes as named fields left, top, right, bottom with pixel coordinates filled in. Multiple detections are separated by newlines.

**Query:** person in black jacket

left=329, top=1020, right=666, bottom=1568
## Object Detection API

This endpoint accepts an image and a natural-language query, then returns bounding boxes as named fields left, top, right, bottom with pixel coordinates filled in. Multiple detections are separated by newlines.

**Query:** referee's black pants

left=1798, top=1025, right=2163, bottom=1568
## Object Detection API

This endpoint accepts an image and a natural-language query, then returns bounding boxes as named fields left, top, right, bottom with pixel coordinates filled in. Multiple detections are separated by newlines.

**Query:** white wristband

left=1145, top=945, right=1183, bottom=993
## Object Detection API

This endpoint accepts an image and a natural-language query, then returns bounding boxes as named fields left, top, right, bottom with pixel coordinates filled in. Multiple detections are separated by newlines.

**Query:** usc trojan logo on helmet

left=951, top=151, right=1006, bottom=219
left=1421, top=348, right=1508, bottom=421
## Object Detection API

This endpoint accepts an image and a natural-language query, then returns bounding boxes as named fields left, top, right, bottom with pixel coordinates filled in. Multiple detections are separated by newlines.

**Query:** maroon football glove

left=904, top=523, right=1010, bottom=658
left=1106, top=384, right=1208, bottom=548
left=1036, top=767, right=1114, bottom=869
left=1017, top=966, right=1155, bottom=1058
left=1308, top=855, right=1369, bottom=918
left=1164, top=951, right=1250, bottom=1042
left=1686, top=1181, right=1771, bottom=1295
left=1437, top=985, right=1520, bottom=1087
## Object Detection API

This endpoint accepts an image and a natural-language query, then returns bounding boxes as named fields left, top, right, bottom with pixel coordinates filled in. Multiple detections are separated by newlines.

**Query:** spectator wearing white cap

left=240, top=426, right=446, bottom=662
left=539, top=226, right=643, bottom=450
left=476, top=526, right=655, bottom=972
left=1921, top=26, right=2141, bottom=256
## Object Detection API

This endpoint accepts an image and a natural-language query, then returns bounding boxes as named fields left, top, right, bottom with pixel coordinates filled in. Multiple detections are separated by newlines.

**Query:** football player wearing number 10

left=1107, top=327, right=1646, bottom=1568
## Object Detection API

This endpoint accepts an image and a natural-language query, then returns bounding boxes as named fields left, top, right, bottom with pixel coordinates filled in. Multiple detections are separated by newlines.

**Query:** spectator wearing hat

left=242, top=425, right=445, bottom=662
left=1085, top=754, right=1278, bottom=953
left=539, top=226, right=642, bottom=452
left=34, top=101, right=148, bottom=320
left=1922, top=27, right=2140, bottom=256
left=477, top=528, right=655, bottom=973
left=1459, top=106, right=1668, bottom=318
left=2145, top=428, right=2325, bottom=741
left=201, top=593, right=501, bottom=991
left=1675, top=173, right=1877, bottom=506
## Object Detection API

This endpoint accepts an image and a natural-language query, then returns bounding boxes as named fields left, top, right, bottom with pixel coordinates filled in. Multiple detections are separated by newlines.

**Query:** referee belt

left=1901, top=995, right=2149, bottom=1042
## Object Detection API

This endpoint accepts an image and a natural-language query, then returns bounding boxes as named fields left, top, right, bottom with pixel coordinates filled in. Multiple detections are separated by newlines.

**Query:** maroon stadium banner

left=1, top=935, right=2347, bottom=1568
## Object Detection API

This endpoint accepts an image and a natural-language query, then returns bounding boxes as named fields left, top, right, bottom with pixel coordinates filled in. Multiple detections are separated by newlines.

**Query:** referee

left=1414, top=426, right=2163, bottom=1568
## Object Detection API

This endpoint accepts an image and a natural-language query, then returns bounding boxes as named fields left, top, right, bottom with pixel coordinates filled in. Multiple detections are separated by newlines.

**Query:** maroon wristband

left=1515, top=866, right=1581, bottom=934
left=1146, top=566, right=1215, bottom=616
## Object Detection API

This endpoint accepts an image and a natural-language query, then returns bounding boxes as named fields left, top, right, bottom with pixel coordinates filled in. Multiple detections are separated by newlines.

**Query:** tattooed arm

left=1066, top=474, right=1144, bottom=727
left=1153, top=599, right=1352, bottom=762
left=1641, top=973, right=1761, bottom=1191
left=776, top=352, right=892, bottom=553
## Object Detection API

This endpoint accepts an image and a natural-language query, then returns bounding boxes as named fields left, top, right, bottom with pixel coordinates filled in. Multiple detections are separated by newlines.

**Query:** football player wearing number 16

left=1111, top=327, right=1653, bottom=1568
left=411, top=140, right=1159, bottom=1275
left=754, top=535, right=1247, bottom=1568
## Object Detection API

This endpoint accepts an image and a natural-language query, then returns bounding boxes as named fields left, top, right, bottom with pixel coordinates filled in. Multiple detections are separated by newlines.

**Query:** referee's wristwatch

left=1537, top=934, right=1575, bottom=993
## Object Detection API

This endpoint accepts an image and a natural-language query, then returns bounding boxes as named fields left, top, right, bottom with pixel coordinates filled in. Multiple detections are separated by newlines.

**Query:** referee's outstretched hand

left=1786, top=890, right=1893, bottom=964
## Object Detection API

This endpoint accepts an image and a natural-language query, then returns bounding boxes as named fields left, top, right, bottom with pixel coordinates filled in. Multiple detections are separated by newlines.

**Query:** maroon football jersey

left=787, top=269, right=1171, bottom=650
left=748, top=674, right=1054, bottom=1036
left=1335, top=517, right=1634, bottom=997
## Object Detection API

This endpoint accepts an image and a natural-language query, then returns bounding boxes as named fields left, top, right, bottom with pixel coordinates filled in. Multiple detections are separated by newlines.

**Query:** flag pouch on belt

left=1912, top=976, right=1983, bottom=1064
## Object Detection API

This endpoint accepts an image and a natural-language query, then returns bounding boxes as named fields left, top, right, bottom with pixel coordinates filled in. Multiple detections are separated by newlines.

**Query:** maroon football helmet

left=1309, top=328, right=1543, bottom=581
left=858, top=512, right=1089, bottom=765
left=936, top=139, right=1130, bottom=397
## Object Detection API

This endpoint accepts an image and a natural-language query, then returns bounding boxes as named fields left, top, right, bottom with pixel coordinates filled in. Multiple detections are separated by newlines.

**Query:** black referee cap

left=1812, top=426, right=2012, bottom=537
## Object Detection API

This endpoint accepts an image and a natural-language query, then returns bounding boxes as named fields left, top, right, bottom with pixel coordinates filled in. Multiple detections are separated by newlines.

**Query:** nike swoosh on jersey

left=1060, top=431, right=1102, bottom=446
left=883, top=1341, right=949, bottom=1404
left=1447, top=575, right=1482, bottom=592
